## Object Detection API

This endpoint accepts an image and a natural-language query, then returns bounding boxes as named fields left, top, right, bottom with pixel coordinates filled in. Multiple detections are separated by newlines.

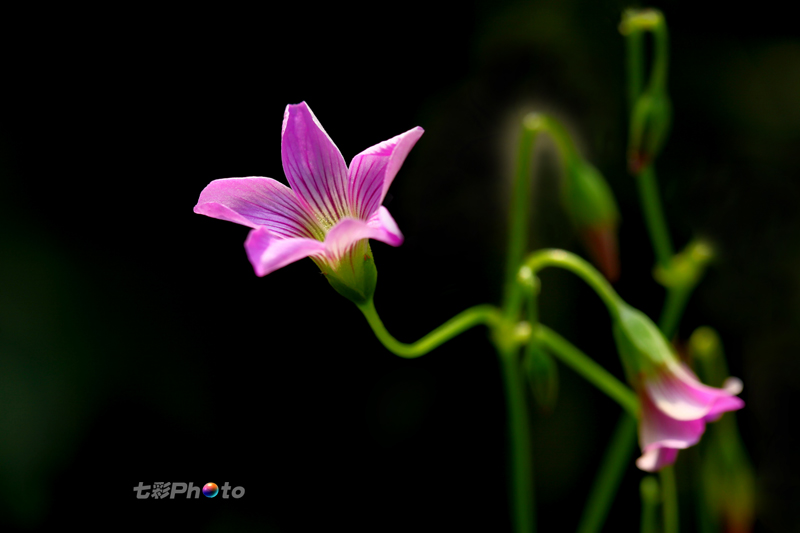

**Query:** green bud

left=315, top=239, right=378, bottom=305
left=524, top=343, right=559, bottom=413
left=653, top=239, right=714, bottom=289
left=628, top=89, right=672, bottom=174
left=561, top=158, right=621, bottom=281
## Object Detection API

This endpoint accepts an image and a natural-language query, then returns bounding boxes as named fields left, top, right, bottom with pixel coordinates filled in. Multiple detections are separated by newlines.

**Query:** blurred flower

left=612, top=303, right=744, bottom=471
left=195, top=101, right=423, bottom=303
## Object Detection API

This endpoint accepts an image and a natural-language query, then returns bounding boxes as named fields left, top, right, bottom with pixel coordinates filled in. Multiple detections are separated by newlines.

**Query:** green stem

left=649, top=13, right=669, bottom=94
left=500, top=347, right=536, bottom=533
left=660, top=465, right=679, bottom=533
left=625, top=29, right=644, bottom=113
left=640, top=476, right=661, bottom=533
left=533, top=324, right=639, bottom=416
left=503, top=114, right=582, bottom=323
left=523, top=249, right=622, bottom=319
left=577, top=413, right=639, bottom=533
left=503, top=117, right=540, bottom=323
left=658, top=286, right=691, bottom=340
left=356, top=299, right=501, bottom=359
left=637, top=166, right=674, bottom=269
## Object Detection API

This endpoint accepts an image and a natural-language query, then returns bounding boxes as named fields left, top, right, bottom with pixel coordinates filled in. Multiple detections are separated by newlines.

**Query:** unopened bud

left=561, top=158, right=621, bottom=281
left=524, top=344, right=559, bottom=413
left=628, top=90, right=672, bottom=174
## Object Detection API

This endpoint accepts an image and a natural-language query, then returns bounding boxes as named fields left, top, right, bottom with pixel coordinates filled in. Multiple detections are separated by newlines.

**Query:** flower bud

left=628, top=89, right=672, bottom=174
left=653, top=239, right=714, bottom=289
left=524, top=344, right=558, bottom=413
left=561, top=158, right=621, bottom=281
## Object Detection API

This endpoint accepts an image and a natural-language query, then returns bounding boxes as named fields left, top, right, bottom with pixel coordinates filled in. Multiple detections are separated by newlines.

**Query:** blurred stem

left=658, top=286, right=691, bottom=340
left=577, top=413, right=639, bottom=533
left=640, top=476, right=661, bottom=533
left=503, top=117, right=540, bottom=323
left=625, top=29, right=644, bottom=112
left=532, top=324, right=639, bottom=416
left=499, top=347, right=536, bottom=533
left=356, top=299, right=500, bottom=358
left=503, top=114, right=580, bottom=323
left=637, top=165, right=674, bottom=269
left=649, top=12, right=669, bottom=93
left=660, top=465, right=679, bottom=533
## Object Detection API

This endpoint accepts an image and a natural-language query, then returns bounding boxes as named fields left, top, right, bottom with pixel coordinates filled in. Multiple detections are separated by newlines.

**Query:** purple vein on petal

left=281, top=102, right=349, bottom=227
left=348, top=126, right=424, bottom=220
left=194, top=177, right=322, bottom=239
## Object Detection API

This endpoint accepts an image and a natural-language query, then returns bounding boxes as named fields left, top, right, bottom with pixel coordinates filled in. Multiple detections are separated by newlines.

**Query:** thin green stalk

left=356, top=299, right=500, bottom=358
left=523, top=249, right=622, bottom=319
left=533, top=324, right=638, bottom=416
left=660, top=465, right=679, bottom=533
left=503, top=117, right=540, bottom=322
left=500, top=347, right=535, bottom=533
left=625, top=29, right=644, bottom=112
left=640, top=476, right=661, bottom=533
left=577, top=413, right=638, bottom=533
left=637, top=166, right=674, bottom=269
left=649, top=13, right=669, bottom=94
left=658, top=286, right=691, bottom=340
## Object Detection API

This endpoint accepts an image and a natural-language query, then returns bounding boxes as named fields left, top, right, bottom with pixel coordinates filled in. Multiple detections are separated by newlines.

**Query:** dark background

left=2, top=1, right=799, bottom=531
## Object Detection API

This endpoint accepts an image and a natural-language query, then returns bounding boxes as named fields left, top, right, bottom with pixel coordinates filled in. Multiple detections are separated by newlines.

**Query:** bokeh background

left=2, top=0, right=799, bottom=531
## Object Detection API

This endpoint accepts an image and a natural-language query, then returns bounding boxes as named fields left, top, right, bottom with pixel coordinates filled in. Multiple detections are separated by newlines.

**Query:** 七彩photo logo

left=133, top=482, right=244, bottom=499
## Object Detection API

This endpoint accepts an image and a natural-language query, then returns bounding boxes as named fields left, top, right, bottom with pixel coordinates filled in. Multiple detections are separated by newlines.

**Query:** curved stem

left=356, top=299, right=501, bottom=359
left=577, top=412, right=638, bottom=533
left=523, top=249, right=622, bottom=319
left=503, top=114, right=582, bottom=323
left=532, top=324, right=639, bottom=416
left=649, top=13, right=669, bottom=94
left=499, top=347, right=536, bottom=533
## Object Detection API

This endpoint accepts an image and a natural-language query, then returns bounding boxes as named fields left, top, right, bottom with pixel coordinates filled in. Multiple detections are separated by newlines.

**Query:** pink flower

left=194, top=102, right=423, bottom=303
left=612, top=302, right=744, bottom=471
left=635, top=363, right=744, bottom=472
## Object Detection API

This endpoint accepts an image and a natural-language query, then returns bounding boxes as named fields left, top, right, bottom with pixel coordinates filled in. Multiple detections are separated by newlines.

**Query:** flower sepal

left=612, top=302, right=674, bottom=382
left=316, top=239, right=378, bottom=305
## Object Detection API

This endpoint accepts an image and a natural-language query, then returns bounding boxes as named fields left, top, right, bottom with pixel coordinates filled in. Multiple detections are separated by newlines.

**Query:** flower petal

left=636, top=447, right=679, bottom=472
left=244, top=227, right=325, bottom=277
left=194, top=177, right=321, bottom=239
left=640, top=393, right=706, bottom=452
left=323, top=211, right=404, bottom=262
left=281, top=102, right=349, bottom=226
left=367, top=206, right=404, bottom=246
left=646, top=363, right=740, bottom=421
left=704, top=394, right=745, bottom=422
left=347, top=126, right=424, bottom=219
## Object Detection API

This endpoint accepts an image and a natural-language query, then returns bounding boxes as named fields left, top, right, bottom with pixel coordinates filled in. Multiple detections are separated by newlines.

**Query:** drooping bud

left=561, top=157, right=621, bottom=281
left=314, top=239, right=378, bottom=305
left=524, top=343, right=559, bottom=413
left=620, top=9, right=672, bottom=174
left=628, top=90, right=672, bottom=174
